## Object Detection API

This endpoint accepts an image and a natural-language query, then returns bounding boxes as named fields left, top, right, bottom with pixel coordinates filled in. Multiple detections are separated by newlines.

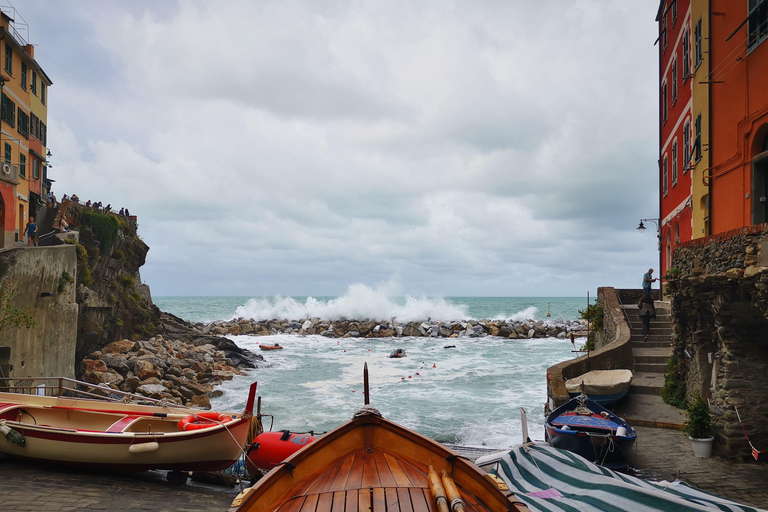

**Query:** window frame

left=672, top=140, right=678, bottom=184
left=694, top=19, right=703, bottom=70
left=672, top=59, right=678, bottom=104
left=20, top=62, right=26, bottom=90
left=32, top=158, right=39, bottom=180
left=748, top=0, right=768, bottom=50
left=4, top=142, right=11, bottom=165
left=41, top=83, right=46, bottom=106
left=31, top=70, right=37, bottom=95
left=682, top=30, right=690, bottom=79
left=4, top=43, right=11, bottom=75
left=662, top=83, right=668, bottom=123
left=663, top=155, right=669, bottom=196
left=19, top=153, right=25, bottom=178
left=684, top=120, right=691, bottom=169
left=694, top=113, right=702, bottom=162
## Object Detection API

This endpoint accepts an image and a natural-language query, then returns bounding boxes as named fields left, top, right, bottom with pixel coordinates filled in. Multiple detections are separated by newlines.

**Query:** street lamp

left=637, top=218, right=663, bottom=297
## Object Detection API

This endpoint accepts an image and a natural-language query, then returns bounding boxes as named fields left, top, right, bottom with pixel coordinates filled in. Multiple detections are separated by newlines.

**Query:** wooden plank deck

left=275, top=448, right=492, bottom=512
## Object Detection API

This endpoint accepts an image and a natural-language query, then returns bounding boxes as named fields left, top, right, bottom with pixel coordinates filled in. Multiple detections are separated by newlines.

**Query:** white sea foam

left=233, top=283, right=471, bottom=322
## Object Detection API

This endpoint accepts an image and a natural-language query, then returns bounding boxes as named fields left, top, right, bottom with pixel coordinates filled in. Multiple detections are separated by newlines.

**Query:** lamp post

left=637, top=218, right=663, bottom=297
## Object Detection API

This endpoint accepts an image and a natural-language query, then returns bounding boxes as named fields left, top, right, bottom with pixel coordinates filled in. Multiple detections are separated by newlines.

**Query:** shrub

left=81, top=267, right=93, bottom=286
left=80, top=211, right=119, bottom=251
left=112, top=249, right=124, bottom=260
left=578, top=303, right=604, bottom=331
left=681, top=394, right=714, bottom=439
left=58, top=270, right=75, bottom=292
left=76, top=244, right=88, bottom=263
left=118, top=275, right=135, bottom=288
left=661, top=354, right=688, bottom=408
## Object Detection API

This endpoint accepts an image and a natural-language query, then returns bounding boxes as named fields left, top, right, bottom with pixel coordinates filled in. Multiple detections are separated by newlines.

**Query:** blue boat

left=545, top=394, right=637, bottom=469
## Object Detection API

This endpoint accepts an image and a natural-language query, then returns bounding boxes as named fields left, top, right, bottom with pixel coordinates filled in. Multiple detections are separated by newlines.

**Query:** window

left=4, top=142, right=10, bottom=164
left=41, top=83, right=46, bottom=105
left=31, top=70, right=37, bottom=95
left=672, top=140, right=678, bottom=184
left=1, top=93, right=16, bottom=128
left=20, top=62, right=26, bottom=90
left=694, top=19, right=703, bottom=69
left=749, top=0, right=768, bottom=50
left=672, top=59, right=677, bottom=103
left=32, top=158, right=39, bottom=180
left=17, top=108, right=29, bottom=139
left=19, top=154, right=25, bottom=178
left=684, top=120, right=691, bottom=168
left=671, top=0, right=677, bottom=24
left=663, top=156, right=669, bottom=196
left=662, top=13, right=668, bottom=51
left=4, top=43, right=11, bottom=74
left=694, top=113, right=702, bottom=161
left=662, top=83, right=668, bottom=122
left=682, top=30, right=690, bottom=78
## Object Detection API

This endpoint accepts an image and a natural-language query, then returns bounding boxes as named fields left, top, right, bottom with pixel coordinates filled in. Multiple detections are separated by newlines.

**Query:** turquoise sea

left=153, top=293, right=589, bottom=449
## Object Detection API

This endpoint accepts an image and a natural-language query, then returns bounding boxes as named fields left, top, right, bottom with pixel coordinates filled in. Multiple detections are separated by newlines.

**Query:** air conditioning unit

left=0, top=163, right=19, bottom=184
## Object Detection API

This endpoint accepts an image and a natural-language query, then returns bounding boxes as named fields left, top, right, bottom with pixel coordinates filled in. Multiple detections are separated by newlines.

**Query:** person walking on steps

left=642, top=268, right=657, bottom=296
left=638, top=293, right=656, bottom=341
left=24, top=217, right=37, bottom=247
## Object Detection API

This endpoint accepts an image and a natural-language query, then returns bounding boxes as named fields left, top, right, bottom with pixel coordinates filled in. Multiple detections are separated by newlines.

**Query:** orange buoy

left=416, top=373, right=420, bottom=375
left=178, top=412, right=232, bottom=431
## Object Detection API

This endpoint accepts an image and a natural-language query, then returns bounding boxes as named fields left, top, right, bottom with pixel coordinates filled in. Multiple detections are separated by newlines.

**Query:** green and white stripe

left=490, top=444, right=764, bottom=512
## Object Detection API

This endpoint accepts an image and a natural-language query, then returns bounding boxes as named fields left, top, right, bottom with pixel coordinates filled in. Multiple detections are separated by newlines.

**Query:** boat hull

left=545, top=396, right=636, bottom=469
left=0, top=389, right=254, bottom=472
left=229, top=408, right=528, bottom=512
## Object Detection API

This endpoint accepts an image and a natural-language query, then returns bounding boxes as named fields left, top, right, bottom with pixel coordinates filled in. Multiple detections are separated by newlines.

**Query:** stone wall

left=547, top=287, right=634, bottom=409
left=0, top=246, right=79, bottom=380
left=668, top=226, right=768, bottom=458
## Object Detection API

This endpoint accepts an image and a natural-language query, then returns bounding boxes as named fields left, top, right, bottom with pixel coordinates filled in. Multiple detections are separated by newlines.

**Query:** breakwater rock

left=77, top=333, right=264, bottom=409
left=195, top=317, right=587, bottom=340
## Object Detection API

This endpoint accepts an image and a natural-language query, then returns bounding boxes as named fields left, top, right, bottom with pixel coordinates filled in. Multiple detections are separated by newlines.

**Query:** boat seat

left=106, top=415, right=141, bottom=433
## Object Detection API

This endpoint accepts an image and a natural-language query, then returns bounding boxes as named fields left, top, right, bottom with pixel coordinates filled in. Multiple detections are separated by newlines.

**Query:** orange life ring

left=178, top=412, right=233, bottom=431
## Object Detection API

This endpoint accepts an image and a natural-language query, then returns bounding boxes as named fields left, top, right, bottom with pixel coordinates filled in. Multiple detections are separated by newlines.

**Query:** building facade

left=658, top=0, right=768, bottom=274
left=0, top=6, right=51, bottom=249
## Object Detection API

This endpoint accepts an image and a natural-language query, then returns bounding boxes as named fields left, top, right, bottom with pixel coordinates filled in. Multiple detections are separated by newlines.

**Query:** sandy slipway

left=195, top=317, right=588, bottom=339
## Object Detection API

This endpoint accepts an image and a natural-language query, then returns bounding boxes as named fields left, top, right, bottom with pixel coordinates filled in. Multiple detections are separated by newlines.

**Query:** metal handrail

left=616, top=290, right=634, bottom=330
left=0, top=376, right=165, bottom=405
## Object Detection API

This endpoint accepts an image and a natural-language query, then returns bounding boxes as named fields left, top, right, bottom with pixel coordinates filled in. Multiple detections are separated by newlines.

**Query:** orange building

left=707, top=0, right=768, bottom=232
left=0, top=6, right=52, bottom=248
left=657, top=0, right=694, bottom=274
left=657, top=0, right=768, bottom=274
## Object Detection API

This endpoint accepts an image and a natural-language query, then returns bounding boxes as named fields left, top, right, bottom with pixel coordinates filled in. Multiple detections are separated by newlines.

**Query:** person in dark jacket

left=638, top=293, right=656, bottom=341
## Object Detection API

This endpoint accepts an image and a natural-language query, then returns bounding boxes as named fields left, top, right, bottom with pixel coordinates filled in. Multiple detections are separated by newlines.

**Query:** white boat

left=0, top=377, right=258, bottom=472
left=565, top=369, right=633, bottom=405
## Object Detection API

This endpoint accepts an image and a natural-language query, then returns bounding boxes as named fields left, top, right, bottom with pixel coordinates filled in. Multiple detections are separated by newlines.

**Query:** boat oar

left=427, top=466, right=450, bottom=512
left=441, top=469, right=466, bottom=512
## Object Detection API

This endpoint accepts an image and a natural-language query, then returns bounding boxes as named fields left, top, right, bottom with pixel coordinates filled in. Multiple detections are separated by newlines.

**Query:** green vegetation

left=661, top=354, right=688, bottom=408
left=111, top=249, right=124, bottom=260
left=58, top=270, right=75, bottom=292
left=0, top=282, right=36, bottom=333
left=118, top=275, right=135, bottom=288
left=665, top=266, right=681, bottom=279
left=80, top=211, right=119, bottom=251
left=681, top=394, right=714, bottom=439
left=578, top=303, right=603, bottom=331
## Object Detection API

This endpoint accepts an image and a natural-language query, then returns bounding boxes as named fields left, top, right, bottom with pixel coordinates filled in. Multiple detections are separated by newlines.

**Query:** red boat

left=259, top=344, right=283, bottom=351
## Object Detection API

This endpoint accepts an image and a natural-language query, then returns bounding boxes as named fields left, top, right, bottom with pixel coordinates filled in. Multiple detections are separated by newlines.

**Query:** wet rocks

left=77, top=334, right=264, bottom=409
left=194, top=317, right=585, bottom=340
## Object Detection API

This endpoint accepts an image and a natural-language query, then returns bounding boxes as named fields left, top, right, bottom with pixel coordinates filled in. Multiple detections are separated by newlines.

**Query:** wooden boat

left=229, top=364, right=528, bottom=512
left=545, top=394, right=636, bottom=469
left=565, top=369, right=632, bottom=406
left=0, top=379, right=259, bottom=472
left=260, top=344, right=284, bottom=351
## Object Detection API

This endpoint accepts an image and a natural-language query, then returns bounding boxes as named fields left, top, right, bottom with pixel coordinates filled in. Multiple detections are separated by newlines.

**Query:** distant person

left=119, top=207, right=125, bottom=216
left=638, top=293, right=656, bottom=341
left=125, top=208, right=130, bottom=217
left=642, top=268, right=657, bottom=295
left=85, top=200, right=91, bottom=207
left=71, top=194, right=80, bottom=203
left=105, top=204, right=111, bottom=212
left=59, top=216, right=69, bottom=232
left=24, top=217, right=37, bottom=246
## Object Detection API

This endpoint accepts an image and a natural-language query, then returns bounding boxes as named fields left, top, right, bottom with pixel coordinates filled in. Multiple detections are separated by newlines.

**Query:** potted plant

left=681, top=394, right=715, bottom=457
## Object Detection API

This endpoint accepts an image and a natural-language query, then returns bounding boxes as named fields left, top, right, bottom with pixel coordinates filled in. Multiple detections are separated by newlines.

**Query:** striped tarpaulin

left=490, top=444, right=765, bottom=512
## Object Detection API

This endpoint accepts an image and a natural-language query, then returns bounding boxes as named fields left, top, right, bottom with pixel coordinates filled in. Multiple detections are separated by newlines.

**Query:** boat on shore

left=0, top=377, right=259, bottom=472
left=229, top=364, right=528, bottom=512
left=259, top=344, right=283, bottom=351
left=565, top=369, right=632, bottom=406
left=244, top=429, right=317, bottom=478
left=545, top=394, right=636, bottom=469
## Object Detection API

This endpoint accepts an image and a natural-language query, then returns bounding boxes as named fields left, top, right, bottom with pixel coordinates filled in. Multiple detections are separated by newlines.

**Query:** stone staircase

left=612, top=300, right=685, bottom=428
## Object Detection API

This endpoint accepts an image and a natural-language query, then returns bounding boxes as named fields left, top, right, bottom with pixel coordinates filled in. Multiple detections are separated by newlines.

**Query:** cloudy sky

left=15, top=0, right=661, bottom=297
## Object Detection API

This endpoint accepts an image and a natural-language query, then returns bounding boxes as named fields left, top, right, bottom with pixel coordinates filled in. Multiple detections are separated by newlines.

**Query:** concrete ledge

left=547, top=287, right=634, bottom=409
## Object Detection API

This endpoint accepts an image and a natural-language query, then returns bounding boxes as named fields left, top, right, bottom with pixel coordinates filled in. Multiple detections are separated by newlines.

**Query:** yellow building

left=690, top=0, right=710, bottom=238
left=0, top=6, right=51, bottom=248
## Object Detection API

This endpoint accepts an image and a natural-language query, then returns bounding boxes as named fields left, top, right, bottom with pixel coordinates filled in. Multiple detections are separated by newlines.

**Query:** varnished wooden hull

left=229, top=407, right=527, bottom=512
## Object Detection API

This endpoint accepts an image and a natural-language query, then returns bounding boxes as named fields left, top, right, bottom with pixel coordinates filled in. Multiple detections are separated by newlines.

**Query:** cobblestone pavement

left=631, top=426, right=768, bottom=510
left=0, top=456, right=240, bottom=511
left=2, top=429, right=767, bottom=512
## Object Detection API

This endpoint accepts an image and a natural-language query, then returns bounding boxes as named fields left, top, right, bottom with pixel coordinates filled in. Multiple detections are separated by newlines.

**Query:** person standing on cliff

left=24, top=217, right=37, bottom=246
left=642, top=268, right=657, bottom=295
left=638, top=293, right=656, bottom=341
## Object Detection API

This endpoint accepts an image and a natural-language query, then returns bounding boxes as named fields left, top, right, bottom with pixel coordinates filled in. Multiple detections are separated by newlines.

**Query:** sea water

left=154, top=292, right=589, bottom=449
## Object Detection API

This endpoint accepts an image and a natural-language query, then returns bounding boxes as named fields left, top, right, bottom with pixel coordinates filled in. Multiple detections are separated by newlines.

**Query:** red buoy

left=245, top=431, right=316, bottom=478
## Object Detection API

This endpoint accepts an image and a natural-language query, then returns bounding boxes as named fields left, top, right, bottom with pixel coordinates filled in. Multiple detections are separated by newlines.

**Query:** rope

left=734, top=407, right=768, bottom=461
